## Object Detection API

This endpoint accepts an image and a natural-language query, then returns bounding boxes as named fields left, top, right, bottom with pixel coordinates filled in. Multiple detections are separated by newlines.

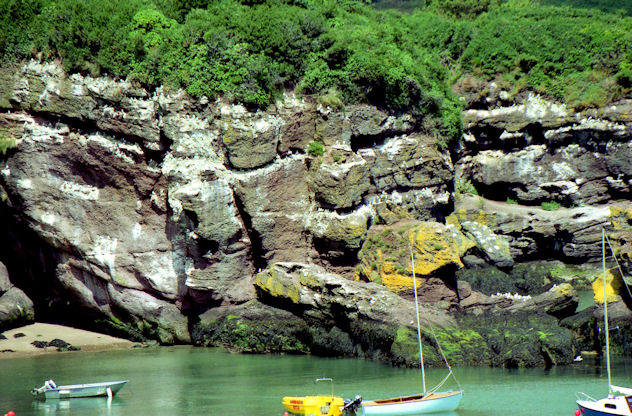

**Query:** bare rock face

left=458, top=93, right=632, bottom=206
left=2, top=62, right=627, bottom=361
left=0, top=62, right=455, bottom=346
left=0, top=262, right=34, bottom=331
left=452, top=194, right=623, bottom=262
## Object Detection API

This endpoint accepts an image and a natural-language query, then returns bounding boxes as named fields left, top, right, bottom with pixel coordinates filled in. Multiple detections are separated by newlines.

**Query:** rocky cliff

left=0, top=61, right=630, bottom=367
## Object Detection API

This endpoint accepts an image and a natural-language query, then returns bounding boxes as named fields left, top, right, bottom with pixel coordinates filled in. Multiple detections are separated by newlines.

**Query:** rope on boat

left=428, top=325, right=462, bottom=394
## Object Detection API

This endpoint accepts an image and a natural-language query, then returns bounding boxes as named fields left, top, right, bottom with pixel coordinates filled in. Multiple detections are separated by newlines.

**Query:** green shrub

left=460, top=2, right=632, bottom=106
left=307, top=141, right=324, bottom=157
left=0, top=0, right=629, bottom=120
left=0, top=134, right=17, bottom=155
left=426, top=0, right=502, bottom=19
left=507, top=198, right=517, bottom=204
left=317, top=88, right=344, bottom=109
left=541, top=201, right=561, bottom=211
left=455, top=178, right=478, bottom=195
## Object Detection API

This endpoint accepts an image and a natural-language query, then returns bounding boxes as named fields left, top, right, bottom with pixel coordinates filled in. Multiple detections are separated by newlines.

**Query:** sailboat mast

left=410, top=250, right=426, bottom=395
left=602, top=228, right=612, bottom=396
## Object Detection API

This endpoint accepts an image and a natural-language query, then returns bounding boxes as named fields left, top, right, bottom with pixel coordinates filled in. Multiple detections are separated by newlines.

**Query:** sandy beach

left=0, top=323, right=135, bottom=358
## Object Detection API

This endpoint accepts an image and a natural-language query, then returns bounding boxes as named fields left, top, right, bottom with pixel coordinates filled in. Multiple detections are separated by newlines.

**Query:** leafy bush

left=541, top=201, right=561, bottom=211
left=307, top=141, right=325, bottom=157
left=460, top=1, right=632, bottom=106
left=0, top=0, right=630, bottom=131
left=426, top=0, right=501, bottom=19
left=455, top=178, right=478, bottom=195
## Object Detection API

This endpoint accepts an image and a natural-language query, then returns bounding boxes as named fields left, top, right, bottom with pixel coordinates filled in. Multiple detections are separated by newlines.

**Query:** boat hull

left=282, top=395, right=345, bottom=416
left=577, top=396, right=632, bottom=416
left=34, top=380, right=128, bottom=400
left=361, top=390, right=463, bottom=416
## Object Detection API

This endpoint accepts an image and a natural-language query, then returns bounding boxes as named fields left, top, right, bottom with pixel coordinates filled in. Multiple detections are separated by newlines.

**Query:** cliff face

left=0, top=62, right=630, bottom=366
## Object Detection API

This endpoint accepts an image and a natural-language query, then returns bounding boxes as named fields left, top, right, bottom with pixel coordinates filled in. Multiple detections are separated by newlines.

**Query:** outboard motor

left=342, top=395, right=362, bottom=415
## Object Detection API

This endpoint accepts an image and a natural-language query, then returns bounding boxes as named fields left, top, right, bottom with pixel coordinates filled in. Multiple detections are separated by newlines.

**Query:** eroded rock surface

left=0, top=62, right=630, bottom=366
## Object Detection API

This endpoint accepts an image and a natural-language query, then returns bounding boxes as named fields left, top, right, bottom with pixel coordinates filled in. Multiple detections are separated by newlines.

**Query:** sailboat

left=361, top=251, right=463, bottom=416
left=576, top=229, right=632, bottom=416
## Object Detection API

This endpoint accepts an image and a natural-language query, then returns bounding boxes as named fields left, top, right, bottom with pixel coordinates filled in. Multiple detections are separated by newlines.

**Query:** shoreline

left=0, top=323, right=136, bottom=359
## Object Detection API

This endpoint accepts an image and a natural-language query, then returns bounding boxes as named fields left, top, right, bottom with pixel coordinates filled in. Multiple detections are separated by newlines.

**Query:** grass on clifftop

left=1, top=0, right=631, bottom=143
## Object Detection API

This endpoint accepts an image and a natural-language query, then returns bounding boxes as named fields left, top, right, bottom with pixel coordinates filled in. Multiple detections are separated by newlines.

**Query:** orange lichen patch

left=592, top=268, right=622, bottom=304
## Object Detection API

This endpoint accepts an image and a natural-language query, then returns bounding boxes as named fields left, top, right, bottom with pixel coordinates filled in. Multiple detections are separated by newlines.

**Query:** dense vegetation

left=1, top=0, right=631, bottom=142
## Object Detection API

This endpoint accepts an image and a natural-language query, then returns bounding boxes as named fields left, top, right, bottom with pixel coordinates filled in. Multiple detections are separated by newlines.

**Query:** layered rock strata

left=0, top=61, right=630, bottom=366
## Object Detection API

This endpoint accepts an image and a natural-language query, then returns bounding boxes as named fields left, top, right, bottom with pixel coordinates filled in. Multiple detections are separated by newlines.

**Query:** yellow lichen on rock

left=380, top=259, right=422, bottom=293
left=407, top=222, right=471, bottom=276
left=355, top=219, right=474, bottom=293
left=451, top=208, right=492, bottom=227
left=592, top=268, right=622, bottom=304
left=254, top=269, right=300, bottom=304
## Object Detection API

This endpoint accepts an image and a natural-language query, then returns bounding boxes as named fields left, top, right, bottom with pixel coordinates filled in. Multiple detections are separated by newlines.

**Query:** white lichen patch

left=126, top=97, right=156, bottom=121
left=306, top=204, right=372, bottom=236
left=220, top=102, right=247, bottom=118
left=91, top=235, right=118, bottom=274
left=24, top=60, right=65, bottom=77
left=17, top=178, right=33, bottom=189
left=417, top=188, right=450, bottom=205
left=85, top=74, right=132, bottom=97
left=41, top=212, right=57, bottom=225
left=85, top=133, right=142, bottom=165
left=492, top=292, right=532, bottom=301
left=132, top=223, right=142, bottom=240
left=464, top=93, right=568, bottom=125
left=375, top=136, right=419, bottom=162
left=23, top=121, right=66, bottom=144
left=499, top=130, right=523, bottom=140
left=1, top=167, right=10, bottom=176
left=524, top=93, right=567, bottom=120
left=172, top=114, right=210, bottom=133
left=318, top=158, right=366, bottom=180
left=60, top=181, right=99, bottom=200
left=551, top=161, right=576, bottom=180
left=165, top=130, right=222, bottom=161
left=462, top=132, right=476, bottom=143
left=541, top=180, right=579, bottom=195
left=133, top=251, right=178, bottom=295
left=279, top=91, right=308, bottom=110
left=232, top=154, right=306, bottom=181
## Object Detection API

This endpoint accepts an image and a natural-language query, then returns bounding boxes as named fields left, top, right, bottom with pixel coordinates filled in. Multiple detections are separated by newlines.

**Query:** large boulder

left=356, top=220, right=473, bottom=298
left=220, top=105, right=282, bottom=169
left=0, top=262, right=34, bottom=331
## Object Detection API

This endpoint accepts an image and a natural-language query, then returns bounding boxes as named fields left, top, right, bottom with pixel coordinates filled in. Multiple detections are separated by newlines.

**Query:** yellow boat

left=282, top=395, right=346, bottom=416
left=282, top=378, right=362, bottom=416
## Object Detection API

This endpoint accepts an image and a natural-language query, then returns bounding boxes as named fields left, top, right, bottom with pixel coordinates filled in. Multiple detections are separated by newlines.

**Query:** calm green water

left=1, top=347, right=630, bottom=416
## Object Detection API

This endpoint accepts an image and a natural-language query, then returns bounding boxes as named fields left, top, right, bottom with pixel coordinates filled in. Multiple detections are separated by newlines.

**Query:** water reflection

left=32, top=397, right=123, bottom=415
left=0, top=347, right=629, bottom=416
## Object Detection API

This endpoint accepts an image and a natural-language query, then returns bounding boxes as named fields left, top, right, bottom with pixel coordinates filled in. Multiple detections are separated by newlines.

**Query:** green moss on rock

left=192, top=315, right=309, bottom=353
